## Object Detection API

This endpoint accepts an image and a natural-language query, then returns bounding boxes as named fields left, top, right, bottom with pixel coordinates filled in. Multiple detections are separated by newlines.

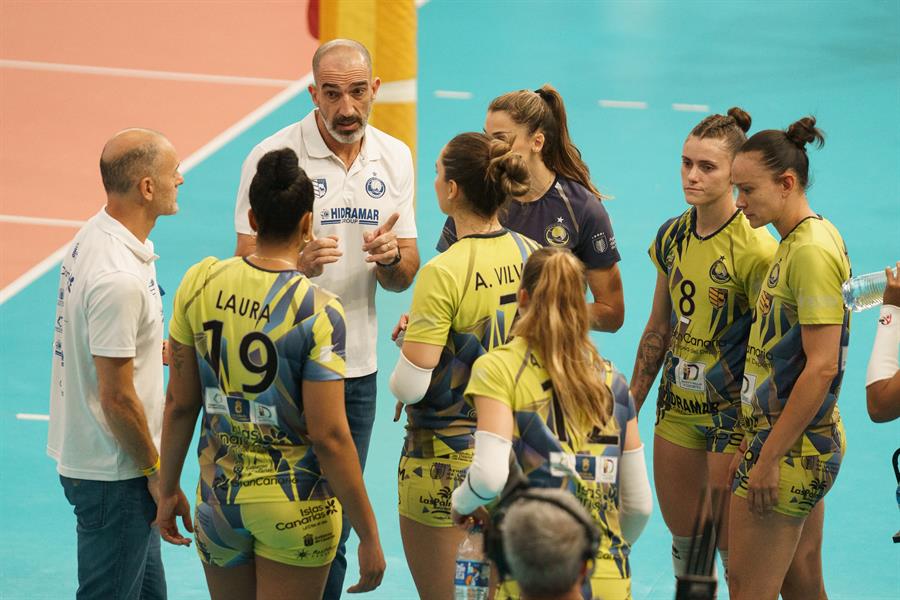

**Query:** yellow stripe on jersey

left=169, top=256, right=347, bottom=505
left=465, top=337, right=637, bottom=580
left=402, top=229, right=540, bottom=458
left=648, top=208, right=777, bottom=428
left=742, top=216, right=850, bottom=456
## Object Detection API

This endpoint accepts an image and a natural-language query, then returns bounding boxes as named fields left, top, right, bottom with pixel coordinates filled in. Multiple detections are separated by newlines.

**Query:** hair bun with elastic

left=486, top=140, right=530, bottom=199
left=255, top=147, right=301, bottom=192
left=727, top=107, right=752, bottom=134
left=785, top=116, right=825, bottom=149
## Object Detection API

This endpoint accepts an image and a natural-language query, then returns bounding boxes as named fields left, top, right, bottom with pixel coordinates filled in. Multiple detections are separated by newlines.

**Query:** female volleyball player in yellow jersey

left=155, top=148, right=385, bottom=600
left=729, top=117, right=849, bottom=600
left=434, top=85, right=624, bottom=332
left=389, top=132, right=540, bottom=600
left=451, top=248, right=653, bottom=600
left=629, top=108, right=777, bottom=583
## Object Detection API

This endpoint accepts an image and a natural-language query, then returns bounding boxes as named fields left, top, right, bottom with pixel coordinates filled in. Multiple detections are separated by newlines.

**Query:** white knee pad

left=672, top=535, right=718, bottom=580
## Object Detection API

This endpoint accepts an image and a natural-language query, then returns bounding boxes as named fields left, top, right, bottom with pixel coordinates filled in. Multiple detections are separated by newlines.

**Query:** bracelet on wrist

left=141, top=456, right=160, bottom=477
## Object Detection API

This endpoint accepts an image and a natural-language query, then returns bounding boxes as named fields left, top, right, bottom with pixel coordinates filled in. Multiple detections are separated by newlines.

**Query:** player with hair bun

left=630, top=108, right=778, bottom=587
left=389, top=132, right=540, bottom=600
left=157, top=148, right=385, bottom=600
left=729, top=116, right=849, bottom=600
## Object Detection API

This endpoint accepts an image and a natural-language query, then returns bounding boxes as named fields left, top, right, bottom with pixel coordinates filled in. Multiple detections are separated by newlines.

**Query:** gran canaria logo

left=709, top=256, right=731, bottom=284
left=767, top=262, right=781, bottom=288
left=544, top=217, right=570, bottom=246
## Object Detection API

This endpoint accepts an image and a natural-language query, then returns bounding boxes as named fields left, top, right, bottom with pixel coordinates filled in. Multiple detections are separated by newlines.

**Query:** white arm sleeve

left=866, top=305, right=900, bottom=386
left=389, top=351, right=434, bottom=405
left=451, top=430, right=511, bottom=516
left=618, top=444, right=653, bottom=546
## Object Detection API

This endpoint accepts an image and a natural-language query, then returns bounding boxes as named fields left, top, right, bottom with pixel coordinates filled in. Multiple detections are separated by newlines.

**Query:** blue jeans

left=60, top=475, right=167, bottom=600
left=323, top=372, right=377, bottom=600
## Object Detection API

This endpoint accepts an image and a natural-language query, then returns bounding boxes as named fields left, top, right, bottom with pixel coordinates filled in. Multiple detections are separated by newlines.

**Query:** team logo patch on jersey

left=768, top=262, right=781, bottom=288
left=365, top=176, right=386, bottom=198
left=709, top=287, right=728, bottom=309
left=592, top=232, right=608, bottom=254
left=312, top=178, right=327, bottom=199
left=544, top=218, right=571, bottom=246
left=709, top=256, right=731, bottom=284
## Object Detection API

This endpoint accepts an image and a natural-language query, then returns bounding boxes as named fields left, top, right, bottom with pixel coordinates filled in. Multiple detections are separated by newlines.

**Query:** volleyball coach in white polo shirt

left=48, top=129, right=183, bottom=600
left=233, top=39, right=419, bottom=599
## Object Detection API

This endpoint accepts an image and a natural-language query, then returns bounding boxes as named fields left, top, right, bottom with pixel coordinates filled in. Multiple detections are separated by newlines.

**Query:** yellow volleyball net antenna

left=316, top=0, right=417, bottom=158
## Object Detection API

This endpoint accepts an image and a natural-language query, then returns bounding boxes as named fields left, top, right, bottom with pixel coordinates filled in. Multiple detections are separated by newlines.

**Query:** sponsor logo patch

left=709, top=287, right=728, bottom=309
left=759, top=291, right=773, bottom=316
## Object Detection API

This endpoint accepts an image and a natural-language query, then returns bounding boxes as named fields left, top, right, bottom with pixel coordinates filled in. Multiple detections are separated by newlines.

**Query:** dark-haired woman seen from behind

left=389, top=133, right=540, bottom=600
left=451, top=248, right=652, bottom=600
left=730, top=117, right=849, bottom=600
left=436, top=85, right=624, bottom=332
left=155, top=148, right=385, bottom=600
left=629, top=108, right=777, bottom=585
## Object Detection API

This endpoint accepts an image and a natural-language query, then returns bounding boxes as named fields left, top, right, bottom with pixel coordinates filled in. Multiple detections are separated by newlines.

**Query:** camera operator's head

left=501, top=488, right=598, bottom=600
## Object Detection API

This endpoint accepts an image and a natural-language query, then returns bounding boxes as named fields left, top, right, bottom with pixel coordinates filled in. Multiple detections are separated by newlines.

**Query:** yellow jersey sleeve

left=303, top=295, right=347, bottom=381
left=465, top=349, right=515, bottom=409
left=788, top=244, right=846, bottom=325
left=404, top=261, right=459, bottom=346
left=169, top=257, right=217, bottom=346
left=740, top=231, right=778, bottom=305
left=648, top=215, right=681, bottom=276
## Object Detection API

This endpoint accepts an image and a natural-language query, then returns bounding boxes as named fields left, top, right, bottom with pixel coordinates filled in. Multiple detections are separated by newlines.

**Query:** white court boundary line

left=0, top=215, right=87, bottom=228
left=672, top=103, right=710, bottom=112
left=0, top=59, right=296, bottom=87
left=16, top=413, right=50, bottom=421
left=0, top=72, right=315, bottom=307
left=434, top=90, right=473, bottom=100
left=599, top=99, right=648, bottom=109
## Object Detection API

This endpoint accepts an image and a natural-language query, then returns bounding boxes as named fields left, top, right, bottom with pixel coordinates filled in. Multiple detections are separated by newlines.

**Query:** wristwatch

left=377, top=248, right=402, bottom=268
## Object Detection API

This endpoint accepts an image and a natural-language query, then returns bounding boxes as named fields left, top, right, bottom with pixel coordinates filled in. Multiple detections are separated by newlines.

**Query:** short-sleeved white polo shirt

left=235, top=110, right=417, bottom=377
left=47, top=208, right=165, bottom=481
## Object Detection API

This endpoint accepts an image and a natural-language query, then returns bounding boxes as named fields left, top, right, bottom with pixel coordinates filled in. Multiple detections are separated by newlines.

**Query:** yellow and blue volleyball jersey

left=402, top=229, right=540, bottom=458
left=169, top=257, right=346, bottom=505
left=742, top=216, right=851, bottom=456
left=465, top=337, right=636, bottom=581
left=649, top=208, right=777, bottom=426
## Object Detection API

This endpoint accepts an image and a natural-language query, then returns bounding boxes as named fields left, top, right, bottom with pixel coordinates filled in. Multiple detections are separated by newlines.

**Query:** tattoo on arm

left=170, top=341, right=186, bottom=376
left=631, top=330, right=668, bottom=405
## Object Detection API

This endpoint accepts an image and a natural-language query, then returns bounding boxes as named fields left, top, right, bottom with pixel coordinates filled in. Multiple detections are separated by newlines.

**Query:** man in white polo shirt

left=48, top=128, right=183, bottom=600
left=233, top=39, right=419, bottom=599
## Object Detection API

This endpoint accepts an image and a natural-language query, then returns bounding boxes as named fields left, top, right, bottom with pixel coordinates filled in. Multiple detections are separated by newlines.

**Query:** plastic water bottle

left=842, top=269, right=894, bottom=312
left=454, top=526, right=490, bottom=600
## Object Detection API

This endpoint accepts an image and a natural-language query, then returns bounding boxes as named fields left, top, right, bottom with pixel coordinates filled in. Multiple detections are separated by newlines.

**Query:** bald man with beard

left=233, top=39, right=419, bottom=599
left=48, top=129, right=183, bottom=600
